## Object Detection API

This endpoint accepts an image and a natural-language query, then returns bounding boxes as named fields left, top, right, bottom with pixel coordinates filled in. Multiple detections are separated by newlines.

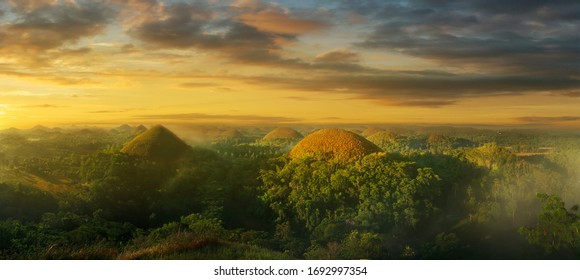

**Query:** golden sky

left=0, top=0, right=579, bottom=129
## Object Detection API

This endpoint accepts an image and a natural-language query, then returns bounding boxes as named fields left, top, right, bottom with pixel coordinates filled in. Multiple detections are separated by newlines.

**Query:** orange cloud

left=0, top=1, right=114, bottom=67
left=8, top=0, right=59, bottom=12
left=239, top=11, right=329, bottom=35
left=315, top=49, right=360, bottom=63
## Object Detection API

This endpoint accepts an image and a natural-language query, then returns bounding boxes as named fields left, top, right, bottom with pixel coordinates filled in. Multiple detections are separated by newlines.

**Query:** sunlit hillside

left=289, top=128, right=383, bottom=162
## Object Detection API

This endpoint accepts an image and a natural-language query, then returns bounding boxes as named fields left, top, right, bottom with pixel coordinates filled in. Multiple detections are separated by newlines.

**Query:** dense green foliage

left=0, top=125, right=578, bottom=259
left=519, top=194, right=579, bottom=255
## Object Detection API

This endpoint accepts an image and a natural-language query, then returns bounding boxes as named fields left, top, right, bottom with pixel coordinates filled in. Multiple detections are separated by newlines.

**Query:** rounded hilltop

left=217, top=129, right=244, bottom=140
left=121, top=125, right=190, bottom=161
left=262, top=127, right=303, bottom=141
left=367, top=131, right=399, bottom=146
left=361, top=127, right=385, bottom=137
left=289, top=128, right=383, bottom=162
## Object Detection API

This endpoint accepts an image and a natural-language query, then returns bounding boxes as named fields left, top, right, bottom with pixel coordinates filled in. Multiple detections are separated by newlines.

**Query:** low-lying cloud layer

left=514, top=116, right=580, bottom=124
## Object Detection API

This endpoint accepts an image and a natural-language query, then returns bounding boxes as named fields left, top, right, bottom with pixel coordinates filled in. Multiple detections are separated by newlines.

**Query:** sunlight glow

left=0, top=0, right=576, bottom=129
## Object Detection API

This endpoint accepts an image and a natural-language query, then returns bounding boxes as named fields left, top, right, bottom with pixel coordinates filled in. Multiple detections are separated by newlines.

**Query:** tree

left=519, top=193, right=579, bottom=256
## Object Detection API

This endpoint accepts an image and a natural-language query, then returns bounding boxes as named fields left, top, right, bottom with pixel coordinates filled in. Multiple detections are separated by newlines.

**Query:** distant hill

left=361, top=127, right=385, bottom=137
left=289, top=128, right=382, bottom=162
left=121, top=125, right=190, bottom=162
left=134, top=125, right=147, bottom=134
left=262, top=127, right=303, bottom=141
left=30, top=125, right=51, bottom=131
left=367, top=131, right=399, bottom=147
left=217, top=129, right=244, bottom=140
left=115, top=124, right=133, bottom=133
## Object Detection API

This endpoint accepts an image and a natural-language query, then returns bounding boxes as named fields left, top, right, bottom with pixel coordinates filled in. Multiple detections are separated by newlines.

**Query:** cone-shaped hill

left=134, top=125, right=147, bottom=134
left=289, top=128, right=382, bottom=162
left=121, top=125, right=190, bottom=162
left=262, top=127, right=303, bottom=141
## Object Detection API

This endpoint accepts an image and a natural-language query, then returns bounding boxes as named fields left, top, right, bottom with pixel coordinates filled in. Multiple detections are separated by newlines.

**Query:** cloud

left=120, top=43, right=136, bottom=53
left=90, top=110, right=126, bottom=113
left=52, top=47, right=92, bottom=56
left=107, top=0, right=163, bottom=29
left=21, top=104, right=65, bottom=108
left=127, top=1, right=288, bottom=64
left=126, top=1, right=335, bottom=69
left=8, top=0, right=59, bottom=13
left=239, top=10, right=329, bottom=35
left=514, top=116, right=580, bottom=123
left=135, top=112, right=300, bottom=123
left=0, top=0, right=115, bottom=64
left=315, top=49, right=360, bottom=63
left=0, top=0, right=575, bottom=111
left=241, top=72, right=579, bottom=107
left=353, top=0, right=579, bottom=76
left=386, top=99, right=457, bottom=108
left=180, top=82, right=218, bottom=88
left=560, top=91, right=580, bottom=97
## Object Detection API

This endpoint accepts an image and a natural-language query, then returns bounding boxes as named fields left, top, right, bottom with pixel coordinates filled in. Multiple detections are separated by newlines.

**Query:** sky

left=0, top=0, right=578, bottom=129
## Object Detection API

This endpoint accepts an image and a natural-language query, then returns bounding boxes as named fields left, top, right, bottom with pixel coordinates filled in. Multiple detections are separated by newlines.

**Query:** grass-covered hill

left=218, top=129, right=244, bottom=140
left=262, top=127, right=303, bottom=141
left=367, top=131, right=399, bottom=147
left=289, top=128, right=383, bottom=162
left=121, top=125, right=190, bottom=162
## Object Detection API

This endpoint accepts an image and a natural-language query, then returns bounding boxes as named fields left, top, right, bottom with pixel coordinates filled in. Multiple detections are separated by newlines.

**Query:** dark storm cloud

left=514, top=116, right=580, bottom=123
left=353, top=0, right=579, bottom=76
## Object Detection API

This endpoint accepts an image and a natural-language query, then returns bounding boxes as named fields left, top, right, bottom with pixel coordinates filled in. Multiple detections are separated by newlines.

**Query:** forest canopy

left=0, top=125, right=578, bottom=259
